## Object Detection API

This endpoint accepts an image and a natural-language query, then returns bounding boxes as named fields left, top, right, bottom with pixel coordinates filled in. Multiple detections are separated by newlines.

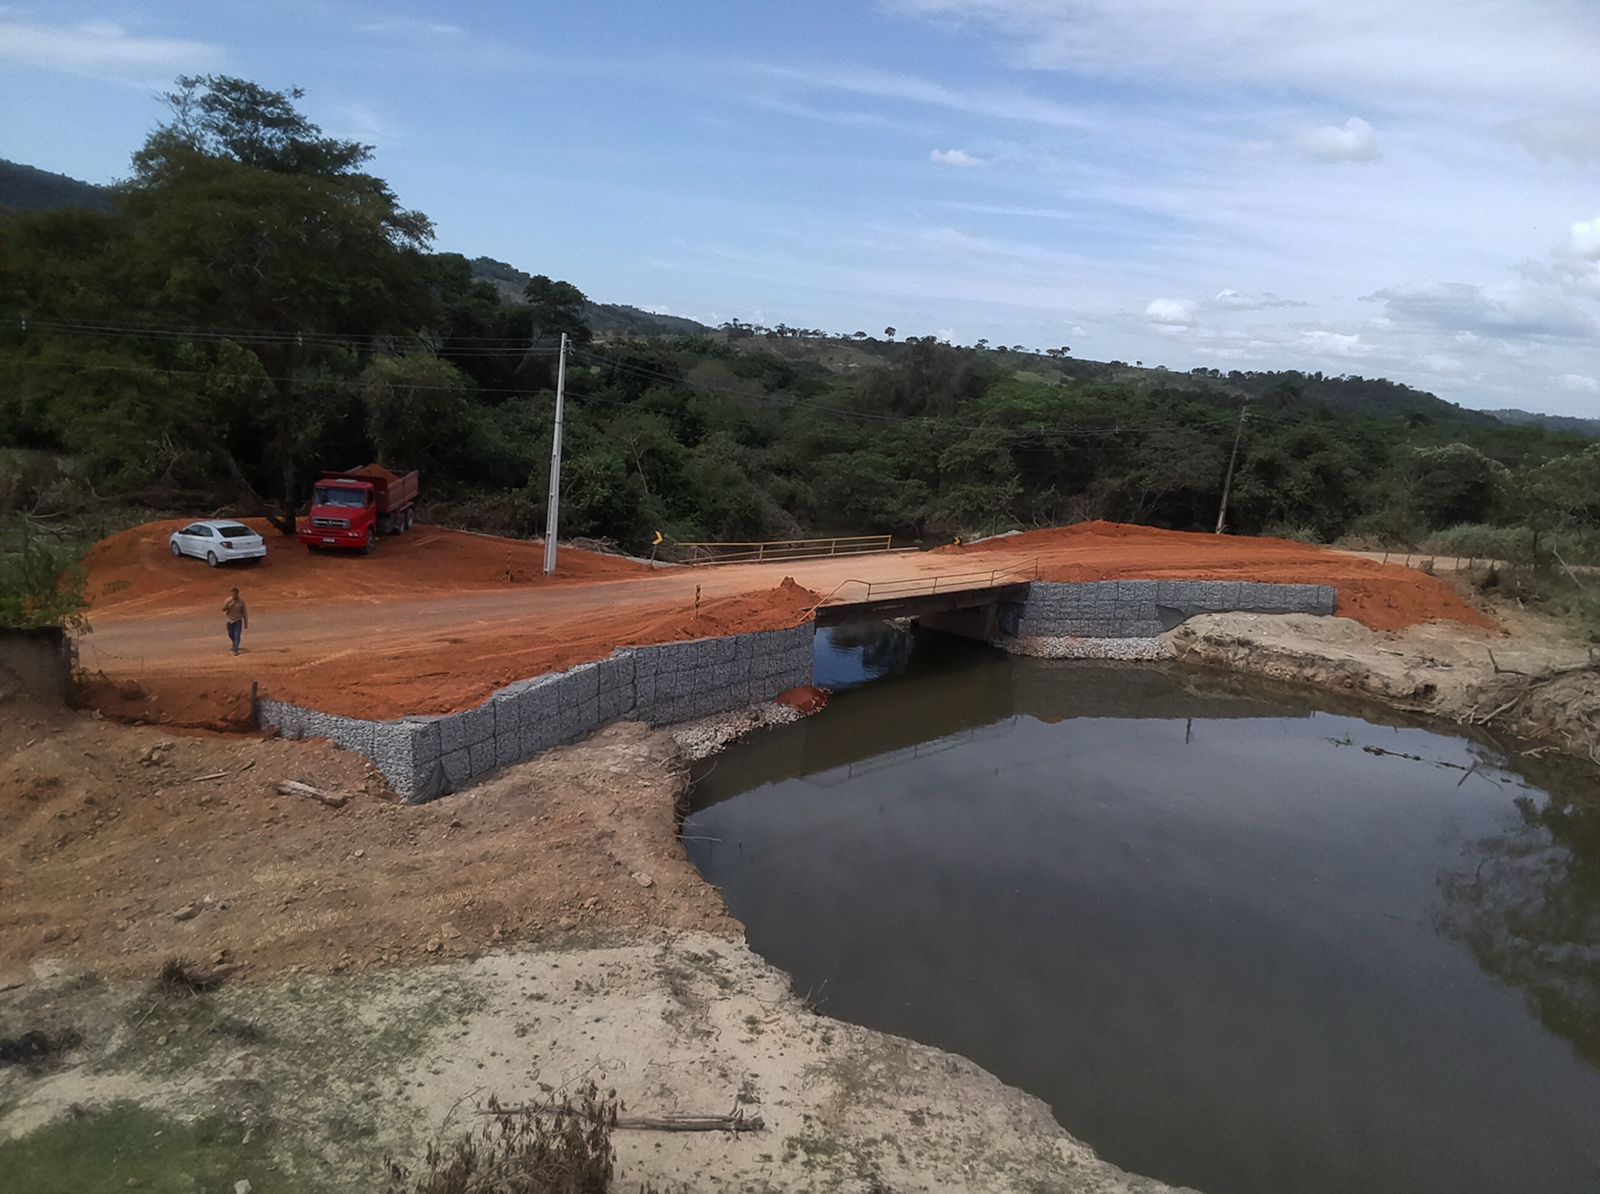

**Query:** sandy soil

left=76, top=520, right=1494, bottom=728
left=0, top=701, right=734, bottom=986
left=1169, top=606, right=1599, bottom=765
left=1, top=688, right=1181, bottom=1192
left=1, top=935, right=1185, bottom=1194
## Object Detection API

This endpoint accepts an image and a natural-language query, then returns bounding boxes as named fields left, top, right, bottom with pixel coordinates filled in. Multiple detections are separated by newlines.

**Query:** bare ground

left=0, top=704, right=733, bottom=986
left=1, top=935, right=1185, bottom=1194
left=1168, top=605, right=1600, bottom=767
left=1, top=696, right=1182, bottom=1191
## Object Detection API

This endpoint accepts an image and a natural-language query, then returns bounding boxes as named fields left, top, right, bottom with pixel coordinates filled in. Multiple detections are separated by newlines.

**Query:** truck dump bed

left=343, top=464, right=419, bottom=514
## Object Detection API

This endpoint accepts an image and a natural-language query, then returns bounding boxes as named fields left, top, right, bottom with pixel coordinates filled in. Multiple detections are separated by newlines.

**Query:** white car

left=168, top=520, right=268, bottom=567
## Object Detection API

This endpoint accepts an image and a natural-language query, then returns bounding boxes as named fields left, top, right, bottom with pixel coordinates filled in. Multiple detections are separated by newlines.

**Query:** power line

left=3, top=316, right=1336, bottom=444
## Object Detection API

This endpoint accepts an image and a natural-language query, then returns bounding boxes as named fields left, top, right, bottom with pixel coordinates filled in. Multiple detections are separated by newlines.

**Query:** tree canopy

left=3, top=74, right=1599, bottom=574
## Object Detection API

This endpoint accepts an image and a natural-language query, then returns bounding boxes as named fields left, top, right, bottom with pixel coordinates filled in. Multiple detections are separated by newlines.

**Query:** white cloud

left=888, top=0, right=1600, bottom=109
left=361, top=19, right=464, bottom=36
left=1570, top=215, right=1600, bottom=261
left=1294, top=117, right=1381, bottom=164
left=1145, top=298, right=1197, bottom=325
left=1503, top=115, right=1600, bottom=164
left=0, top=18, right=222, bottom=79
left=1366, top=279, right=1596, bottom=340
left=1556, top=373, right=1600, bottom=393
left=1299, top=330, right=1371, bottom=358
left=332, top=103, right=392, bottom=145
left=929, top=147, right=985, bottom=166
left=1210, top=288, right=1308, bottom=311
left=749, top=63, right=1093, bottom=130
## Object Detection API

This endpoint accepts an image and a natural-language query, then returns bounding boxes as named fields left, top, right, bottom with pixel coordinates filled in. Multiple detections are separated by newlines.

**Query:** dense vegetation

left=3, top=77, right=1598, bottom=630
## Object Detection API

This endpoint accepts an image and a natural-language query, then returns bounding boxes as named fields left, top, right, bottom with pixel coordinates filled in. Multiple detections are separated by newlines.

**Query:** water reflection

left=1436, top=780, right=1600, bottom=1066
left=687, top=627, right=1600, bottom=1194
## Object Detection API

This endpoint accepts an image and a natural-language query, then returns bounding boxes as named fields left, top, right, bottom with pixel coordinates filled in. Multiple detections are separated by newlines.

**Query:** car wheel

left=207, top=551, right=220, bottom=568
left=170, top=540, right=183, bottom=557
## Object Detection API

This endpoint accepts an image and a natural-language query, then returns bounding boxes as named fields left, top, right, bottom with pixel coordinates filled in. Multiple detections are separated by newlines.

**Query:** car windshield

left=314, top=486, right=367, bottom=508
left=215, top=524, right=253, bottom=538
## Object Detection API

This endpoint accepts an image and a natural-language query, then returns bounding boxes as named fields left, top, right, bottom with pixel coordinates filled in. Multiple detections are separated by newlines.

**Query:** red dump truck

left=297, top=464, right=419, bottom=553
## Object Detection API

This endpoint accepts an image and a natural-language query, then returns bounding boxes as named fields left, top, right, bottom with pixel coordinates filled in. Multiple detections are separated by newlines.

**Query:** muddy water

left=686, top=625, right=1600, bottom=1194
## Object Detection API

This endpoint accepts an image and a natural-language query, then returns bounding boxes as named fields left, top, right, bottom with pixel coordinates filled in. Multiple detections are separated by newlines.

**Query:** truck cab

left=301, top=477, right=380, bottom=551
left=297, top=464, right=420, bottom=552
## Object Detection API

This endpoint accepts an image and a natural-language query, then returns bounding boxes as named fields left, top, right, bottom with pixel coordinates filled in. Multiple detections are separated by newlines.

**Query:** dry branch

left=276, top=780, right=348, bottom=808
left=478, top=1106, right=764, bottom=1133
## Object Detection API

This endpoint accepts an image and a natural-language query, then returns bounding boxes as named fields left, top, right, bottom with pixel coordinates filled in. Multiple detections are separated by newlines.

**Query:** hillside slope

left=0, top=159, right=112, bottom=214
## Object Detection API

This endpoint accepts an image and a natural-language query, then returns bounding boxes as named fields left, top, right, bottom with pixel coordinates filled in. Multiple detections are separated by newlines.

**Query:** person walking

left=223, top=587, right=248, bottom=655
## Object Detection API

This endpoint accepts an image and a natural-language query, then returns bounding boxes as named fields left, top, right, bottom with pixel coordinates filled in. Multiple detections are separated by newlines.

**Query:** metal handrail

left=676, top=534, right=894, bottom=565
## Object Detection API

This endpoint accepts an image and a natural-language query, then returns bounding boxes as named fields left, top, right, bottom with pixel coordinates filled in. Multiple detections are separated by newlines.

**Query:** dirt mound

left=625, top=578, right=821, bottom=645
left=83, top=519, right=652, bottom=618
left=0, top=698, right=732, bottom=983
left=775, top=685, right=828, bottom=714
left=940, top=522, right=1495, bottom=632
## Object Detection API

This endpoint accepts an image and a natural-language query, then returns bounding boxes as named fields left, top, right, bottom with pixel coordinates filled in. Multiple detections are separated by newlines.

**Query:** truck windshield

left=314, top=487, right=367, bottom=508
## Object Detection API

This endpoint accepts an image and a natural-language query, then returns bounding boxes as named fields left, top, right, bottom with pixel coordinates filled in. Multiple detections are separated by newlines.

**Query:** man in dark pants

left=224, top=587, right=248, bottom=655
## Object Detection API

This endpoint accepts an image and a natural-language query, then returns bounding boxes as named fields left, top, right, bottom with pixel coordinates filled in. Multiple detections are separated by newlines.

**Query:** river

left=684, top=623, right=1600, bottom=1194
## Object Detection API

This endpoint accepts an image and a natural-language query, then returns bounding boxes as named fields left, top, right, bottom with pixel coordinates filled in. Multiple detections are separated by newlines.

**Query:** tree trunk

left=263, top=344, right=298, bottom=537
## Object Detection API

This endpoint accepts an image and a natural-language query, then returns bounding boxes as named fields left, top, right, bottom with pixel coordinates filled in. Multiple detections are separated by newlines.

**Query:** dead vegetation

left=155, top=956, right=227, bottom=999
left=383, top=1087, right=661, bottom=1194
left=1465, top=664, right=1600, bottom=767
left=0, top=1027, right=82, bottom=1071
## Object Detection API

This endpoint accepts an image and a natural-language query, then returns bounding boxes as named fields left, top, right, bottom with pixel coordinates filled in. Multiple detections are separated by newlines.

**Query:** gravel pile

left=669, top=702, right=803, bottom=760
left=1003, top=635, right=1174, bottom=661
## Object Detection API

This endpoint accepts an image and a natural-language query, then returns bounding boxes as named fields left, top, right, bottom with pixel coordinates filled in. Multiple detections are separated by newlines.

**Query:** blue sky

left=3, top=0, right=1599, bottom=416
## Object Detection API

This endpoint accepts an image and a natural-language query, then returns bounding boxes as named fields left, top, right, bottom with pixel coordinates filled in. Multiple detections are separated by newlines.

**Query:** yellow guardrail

left=670, top=534, right=895, bottom=565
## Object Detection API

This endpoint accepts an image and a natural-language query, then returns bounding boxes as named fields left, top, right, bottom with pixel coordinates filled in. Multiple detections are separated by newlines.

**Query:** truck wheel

left=362, top=529, right=374, bottom=555
left=206, top=551, right=220, bottom=568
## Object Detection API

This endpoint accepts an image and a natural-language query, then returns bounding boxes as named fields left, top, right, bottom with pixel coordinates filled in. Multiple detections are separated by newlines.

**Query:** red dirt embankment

left=84, top=519, right=651, bottom=618
left=940, top=522, right=1496, bottom=633
left=73, top=517, right=1489, bottom=731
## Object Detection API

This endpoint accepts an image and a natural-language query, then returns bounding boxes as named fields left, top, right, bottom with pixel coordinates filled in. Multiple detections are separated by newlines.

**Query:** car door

left=173, top=524, right=199, bottom=557
left=186, top=525, right=213, bottom=557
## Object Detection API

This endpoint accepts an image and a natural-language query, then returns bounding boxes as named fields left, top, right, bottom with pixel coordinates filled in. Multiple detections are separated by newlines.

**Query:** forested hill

left=469, top=256, right=711, bottom=337
left=0, top=154, right=1560, bottom=434
left=1488, top=409, right=1600, bottom=439
left=3, top=96, right=1595, bottom=563
left=0, top=159, right=112, bottom=215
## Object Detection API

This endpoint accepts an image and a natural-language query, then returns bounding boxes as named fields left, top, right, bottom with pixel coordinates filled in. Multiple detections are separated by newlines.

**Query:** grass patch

left=0, top=1103, right=287, bottom=1194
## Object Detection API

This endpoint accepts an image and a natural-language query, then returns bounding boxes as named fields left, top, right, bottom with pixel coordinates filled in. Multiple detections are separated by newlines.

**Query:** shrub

left=0, top=519, right=89, bottom=631
left=383, top=1087, right=661, bottom=1194
left=1423, top=524, right=1600, bottom=568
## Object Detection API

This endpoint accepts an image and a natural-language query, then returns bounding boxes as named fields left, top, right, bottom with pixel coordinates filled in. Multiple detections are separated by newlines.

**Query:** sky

left=2, top=1, right=1599, bottom=417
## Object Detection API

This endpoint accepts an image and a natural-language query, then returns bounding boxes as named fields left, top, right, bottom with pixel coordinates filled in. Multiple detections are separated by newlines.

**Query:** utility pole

left=1214, top=400, right=1248, bottom=535
left=542, top=332, right=568, bottom=575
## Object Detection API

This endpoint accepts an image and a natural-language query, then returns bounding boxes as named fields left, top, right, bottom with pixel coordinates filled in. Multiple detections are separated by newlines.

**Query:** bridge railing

left=809, top=559, right=1042, bottom=613
left=674, top=534, right=895, bottom=565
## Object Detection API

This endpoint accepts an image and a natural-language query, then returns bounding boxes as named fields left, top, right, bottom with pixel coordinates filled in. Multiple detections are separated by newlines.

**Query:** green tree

left=524, top=275, right=592, bottom=347
left=118, top=74, right=435, bottom=533
left=360, top=355, right=473, bottom=476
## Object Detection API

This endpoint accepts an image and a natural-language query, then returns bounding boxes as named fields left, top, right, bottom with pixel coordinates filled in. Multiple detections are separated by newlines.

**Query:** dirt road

left=77, top=519, right=1494, bottom=727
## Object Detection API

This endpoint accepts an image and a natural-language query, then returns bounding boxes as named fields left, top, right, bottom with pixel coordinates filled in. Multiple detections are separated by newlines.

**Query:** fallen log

left=616, top=1114, right=765, bottom=1133
left=276, top=780, right=348, bottom=808
left=477, top=1107, right=764, bottom=1133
